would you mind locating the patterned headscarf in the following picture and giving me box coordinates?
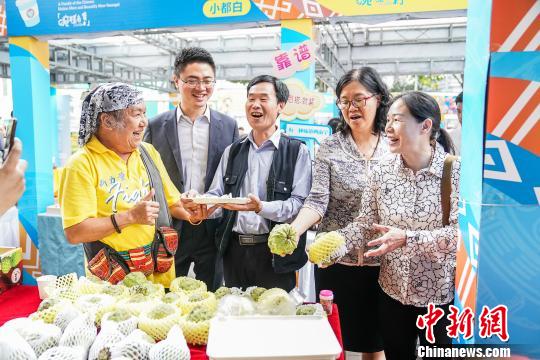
[78,82,144,146]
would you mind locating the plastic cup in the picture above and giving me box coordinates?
[36,275,57,299]
[319,289,334,315]
[15,0,40,27]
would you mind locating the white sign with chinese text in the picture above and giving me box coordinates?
[285,123,331,145]
[272,40,316,79]
[203,0,251,18]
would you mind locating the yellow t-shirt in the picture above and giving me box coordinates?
[53,167,64,199]
[59,136,181,286]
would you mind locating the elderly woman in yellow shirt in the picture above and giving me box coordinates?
[59,82,208,287]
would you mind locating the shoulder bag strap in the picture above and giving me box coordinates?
[139,144,172,228]
[441,155,457,226]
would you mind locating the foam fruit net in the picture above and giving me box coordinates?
[169,276,207,295]
[181,305,215,346]
[307,231,347,266]
[138,303,182,341]
[148,325,190,360]
[178,291,217,315]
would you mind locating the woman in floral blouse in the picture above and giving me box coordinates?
[316,91,459,359]
[289,67,391,358]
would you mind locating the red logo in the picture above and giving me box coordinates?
[416,304,510,343]
[416,303,445,343]
[479,305,509,342]
[446,305,474,339]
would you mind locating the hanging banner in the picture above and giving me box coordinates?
[5,0,268,36]
[251,0,466,19]
[314,0,467,16]
[5,0,467,37]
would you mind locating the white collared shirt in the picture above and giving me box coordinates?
[176,105,211,194]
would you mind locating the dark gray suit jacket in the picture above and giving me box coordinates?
[143,108,239,238]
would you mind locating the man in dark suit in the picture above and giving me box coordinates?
[144,47,239,290]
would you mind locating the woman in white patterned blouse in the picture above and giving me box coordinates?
[289,67,391,359]
[314,91,459,360]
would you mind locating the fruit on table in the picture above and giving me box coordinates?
[121,272,147,287]
[147,304,176,320]
[247,287,267,302]
[170,276,207,294]
[214,286,231,299]
[106,309,132,322]
[257,288,296,316]
[186,305,214,323]
[101,284,127,297]
[296,304,317,315]
[162,291,183,304]
[38,298,60,312]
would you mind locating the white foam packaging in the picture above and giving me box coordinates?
[206,315,341,360]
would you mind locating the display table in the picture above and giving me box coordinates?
[0,285,344,360]
[38,213,85,277]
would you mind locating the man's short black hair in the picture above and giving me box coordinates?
[456,91,463,104]
[174,47,216,76]
[327,117,341,134]
[246,75,289,104]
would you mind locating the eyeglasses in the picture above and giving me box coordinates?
[180,78,216,88]
[336,94,377,110]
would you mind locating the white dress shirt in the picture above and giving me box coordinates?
[177,106,211,194]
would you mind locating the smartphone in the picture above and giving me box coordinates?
[3,118,17,161]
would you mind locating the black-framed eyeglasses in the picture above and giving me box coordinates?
[180,78,216,88]
[336,94,377,110]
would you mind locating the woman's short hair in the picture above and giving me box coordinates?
[335,67,391,136]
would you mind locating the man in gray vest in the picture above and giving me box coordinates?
[203,75,312,291]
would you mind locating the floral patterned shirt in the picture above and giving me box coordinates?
[303,131,389,265]
[337,143,461,306]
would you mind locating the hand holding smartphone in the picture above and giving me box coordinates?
[0,119,26,216]
[3,118,17,162]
